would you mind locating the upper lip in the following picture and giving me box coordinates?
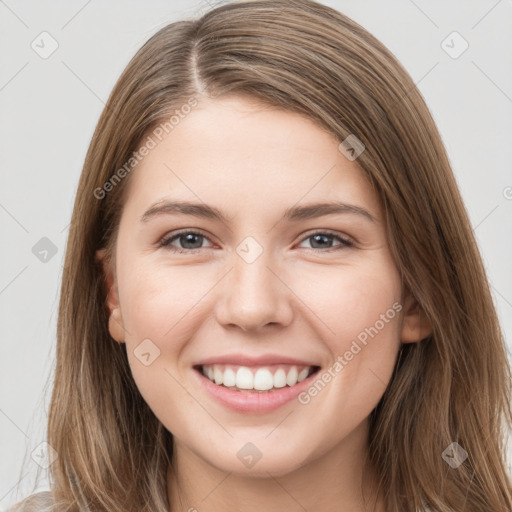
[194,353,320,368]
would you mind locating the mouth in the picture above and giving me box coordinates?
[193,363,321,393]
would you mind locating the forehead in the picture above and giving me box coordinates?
[122,95,379,220]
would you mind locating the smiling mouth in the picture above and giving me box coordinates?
[193,364,321,393]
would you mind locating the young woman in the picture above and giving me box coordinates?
[8,0,512,510]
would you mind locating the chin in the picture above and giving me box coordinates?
[201,442,312,478]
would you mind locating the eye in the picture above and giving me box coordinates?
[296,231,354,252]
[159,230,214,253]
[159,229,353,254]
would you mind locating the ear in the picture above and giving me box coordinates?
[95,248,126,344]
[400,289,432,344]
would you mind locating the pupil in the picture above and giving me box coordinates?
[182,234,202,249]
[311,234,331,248]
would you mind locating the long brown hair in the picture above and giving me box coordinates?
[11,1,512,510]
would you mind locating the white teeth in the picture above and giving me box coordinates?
[223,368,236,387]
[286,366,298,386]
[213,366,223,385]
[200,364,316,391]
[253,368,274,391]
[236,367,254,389]
[298,368,310,382]
[273,369,287,388]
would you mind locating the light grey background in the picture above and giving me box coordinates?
[1,0,511,508]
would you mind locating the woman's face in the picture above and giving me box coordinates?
[98,95,425,477]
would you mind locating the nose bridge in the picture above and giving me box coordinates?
[215,237,292,331]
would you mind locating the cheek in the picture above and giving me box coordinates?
[117,260,223,413]
[118,261,202,422]
[296,266,402,435]
[294,260,402,349]
[120,258,210,342]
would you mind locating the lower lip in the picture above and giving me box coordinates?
[193,367,319,414]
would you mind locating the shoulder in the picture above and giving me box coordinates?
[2,491,53,512]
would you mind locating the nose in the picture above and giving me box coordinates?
[214,249,294,333]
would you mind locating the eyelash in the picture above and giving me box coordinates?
[158,229,354,254]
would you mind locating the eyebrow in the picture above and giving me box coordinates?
[140,200,376,224]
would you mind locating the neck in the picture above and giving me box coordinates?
[167,419,386,512]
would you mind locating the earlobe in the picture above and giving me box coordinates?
[400,291,432,344]
[95,248,126,344]
[108,308,126,343]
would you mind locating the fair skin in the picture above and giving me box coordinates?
[97,95,431,512]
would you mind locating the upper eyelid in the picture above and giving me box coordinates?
[161,228,215,244]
